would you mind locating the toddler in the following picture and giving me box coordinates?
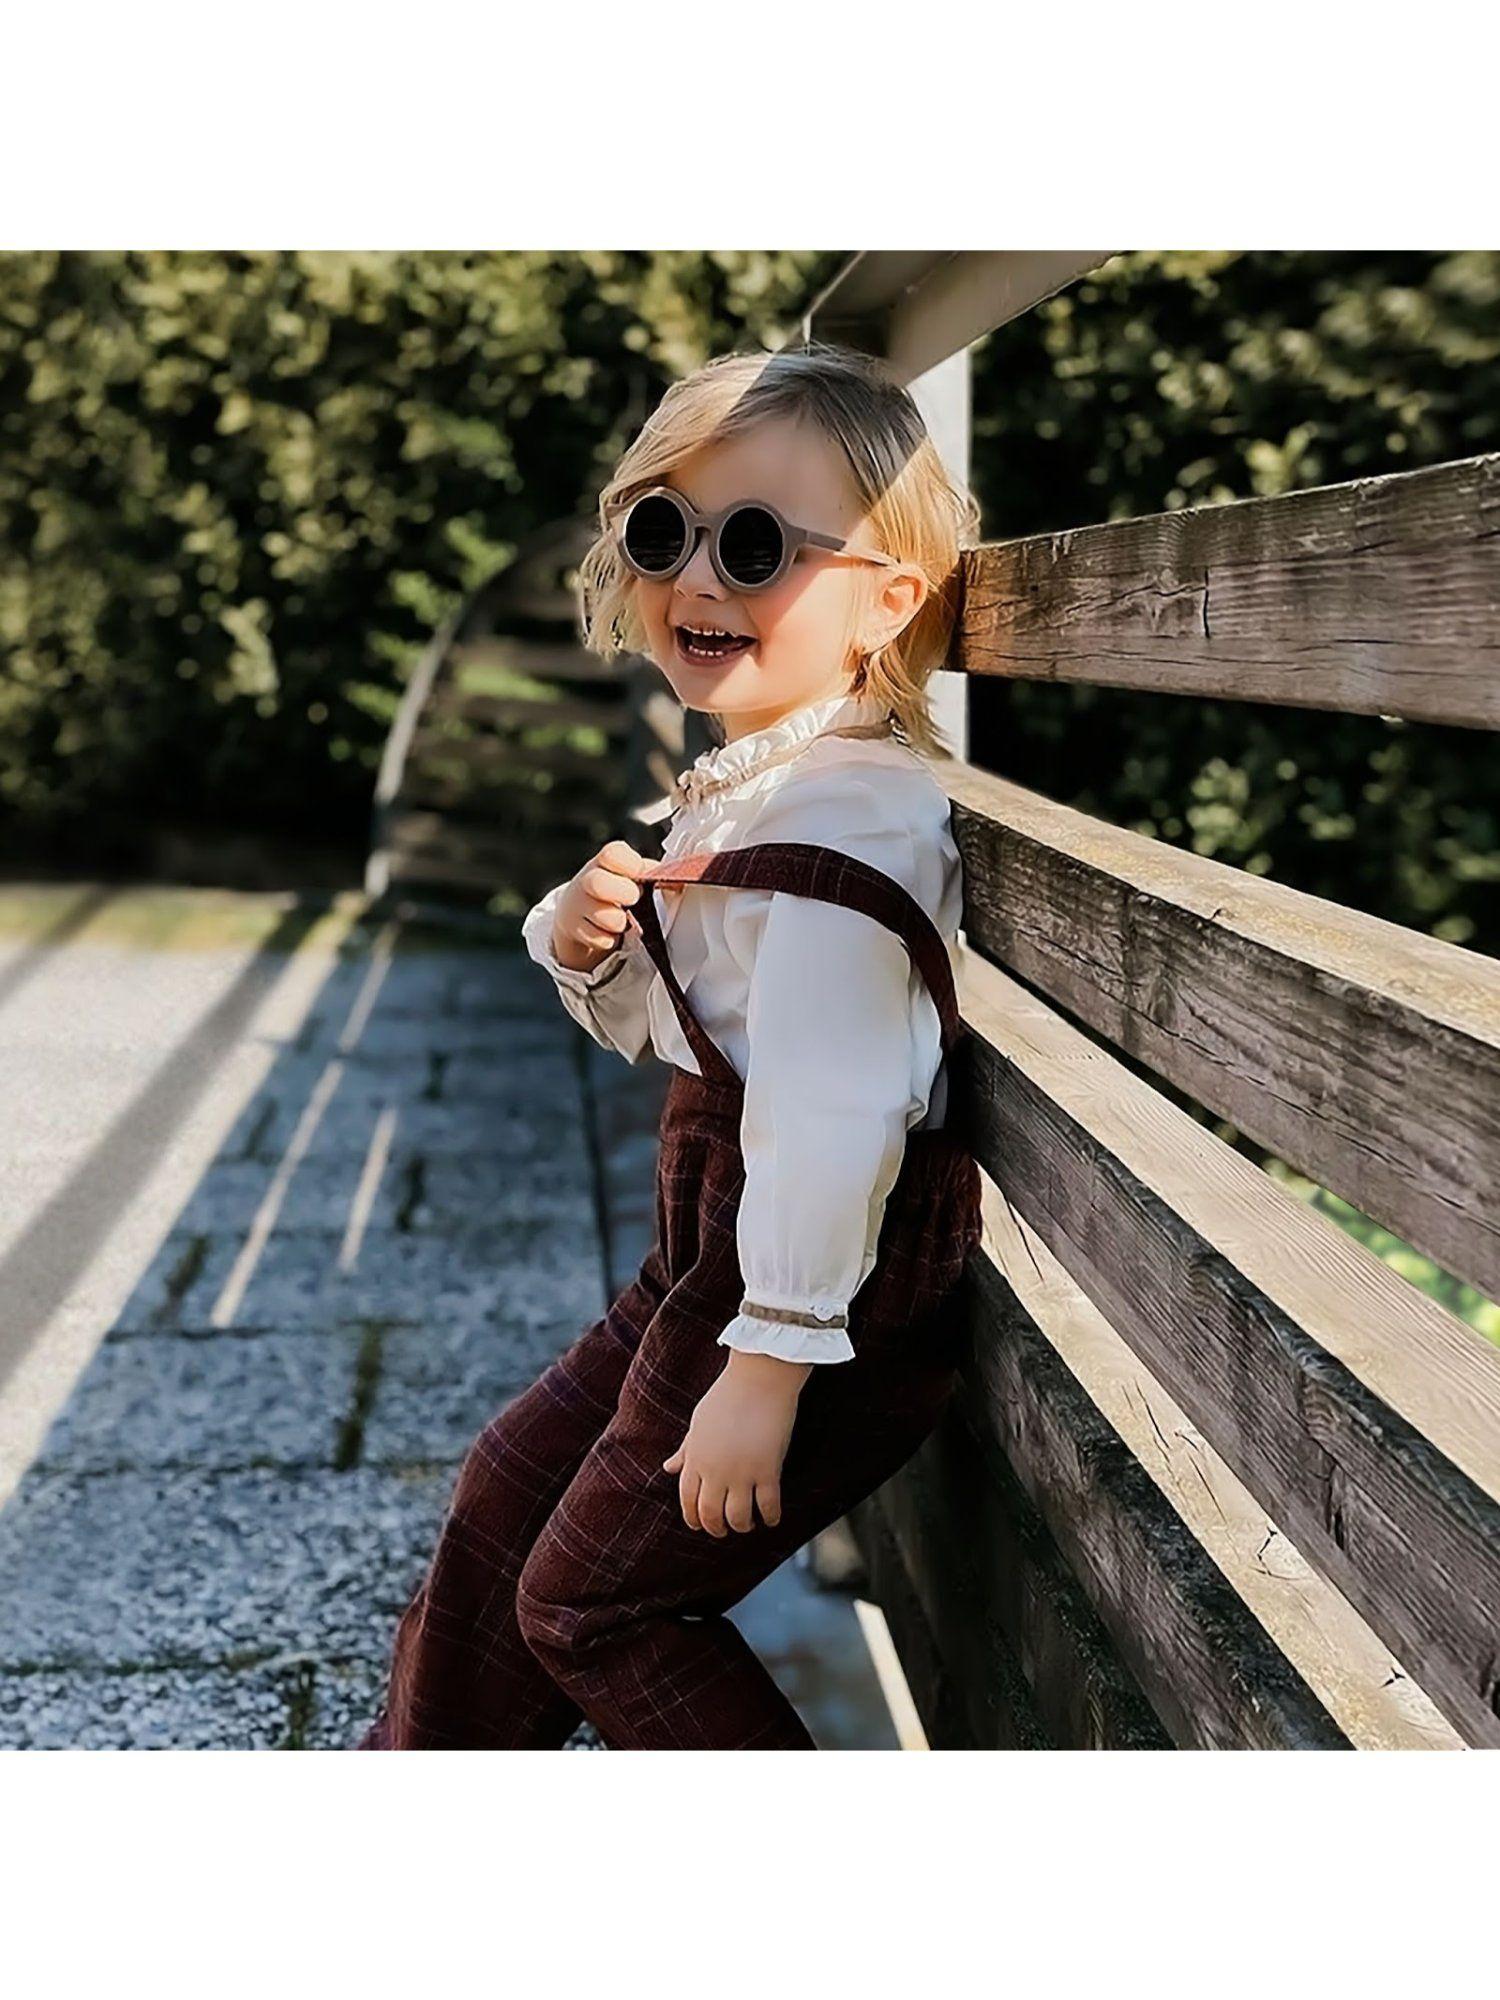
[359,340,983,1750]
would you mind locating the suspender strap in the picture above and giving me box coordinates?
[632,868,742,1089]
[632,840,968,1090]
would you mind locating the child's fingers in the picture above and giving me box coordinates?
[663,1443,685,1475]
[584,858,644,905]
[754,1481,782,1529]
[724,1483,755,1535]
[696,1478,729,1539]
[678,1467,702,1532]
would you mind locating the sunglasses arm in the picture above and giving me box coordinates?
[802,528,902,571]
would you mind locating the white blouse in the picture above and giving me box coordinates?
[520,688,964,1365]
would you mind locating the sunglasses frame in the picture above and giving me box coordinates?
[612,485,902,595]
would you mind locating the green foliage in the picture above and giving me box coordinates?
[4,248,1495,961]
[4,250,1494,1325]
[0,250,833,861]
[1265,1157,1500,1346]
[969,250,1500,957]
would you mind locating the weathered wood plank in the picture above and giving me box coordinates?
[970,1175,1460,1749]
[387,831,583,874]
[386,839,586,885]
[422,691,631,736]
[384,813,587,890]
[848,1502,981,1749]
[956,452,1500,728]
[958,1259,1348,1749]
[409,732,610,783]
[482,518,595,629]
[391,782,608,830]
[387,805,601,850]
[451,638,625,685]
[643,744,680,794]
[940,758,1500,1305]
[636,689,688,759]
[802,251,1115,384]
[367,596,474,897]
[381,851,518,897]
[958,946,1500,1745]
[870,1403,1168,1749]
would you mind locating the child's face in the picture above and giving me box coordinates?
[631,415,914,741]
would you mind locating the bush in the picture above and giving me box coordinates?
[0,250,834,868]
[968,251,1500,954]
[4,249,1495,957]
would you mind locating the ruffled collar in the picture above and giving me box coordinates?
[671,688,894,811]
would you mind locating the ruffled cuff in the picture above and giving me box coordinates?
[521,888,645,994]
[717,1301,855,1366]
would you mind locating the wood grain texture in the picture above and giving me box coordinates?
[972,1171,1461,1750]
[956,1250,1349,1749]
[958,947,1500,1745]
[864,1400,1169,1750]
[849,1503,983,1750]
[940,758,1500,1304]
[956,452,1500,728]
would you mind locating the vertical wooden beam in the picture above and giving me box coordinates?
[790,269,977,758]
[907,349,972,761]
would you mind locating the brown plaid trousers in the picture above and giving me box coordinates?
[357,841,982,1750]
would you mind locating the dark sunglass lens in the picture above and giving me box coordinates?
[718,505,784,588]
[623,495,688,575]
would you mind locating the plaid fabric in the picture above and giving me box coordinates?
[358,841,981,1750]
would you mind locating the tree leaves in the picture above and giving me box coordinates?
[0,248,834,861]
[969,250,1500,957]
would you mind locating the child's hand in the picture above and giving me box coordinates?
[663,1350,812,1536]
[551,839,658,974]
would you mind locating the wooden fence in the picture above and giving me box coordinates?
[367,255,1498,1748]
[804,251,1500,1750]
[366,517,711,912]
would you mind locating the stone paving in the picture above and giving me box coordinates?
[0,892,896,1750]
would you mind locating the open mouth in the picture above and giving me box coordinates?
[673,622,754,666]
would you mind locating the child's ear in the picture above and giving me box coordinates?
[871,564,928,650]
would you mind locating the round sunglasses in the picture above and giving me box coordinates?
[613,486,901,595]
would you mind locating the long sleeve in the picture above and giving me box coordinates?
[520,879,658,1065]
[718,848,938,1366]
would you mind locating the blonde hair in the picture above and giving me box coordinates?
[575,340,981,760]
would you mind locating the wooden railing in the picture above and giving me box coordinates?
[803,253,1500,1750]
[366,519,712,911]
